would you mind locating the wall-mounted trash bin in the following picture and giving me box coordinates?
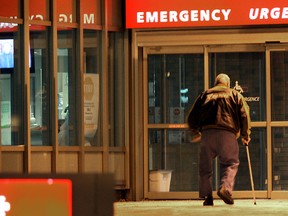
[149,170,172,192]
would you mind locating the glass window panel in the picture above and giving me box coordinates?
[58,30,78,146]
[0,0,18,19]
[209,52,266,121]
[272,127,288,190]
[149,127,267,192]
[108,32,125,147]
[271,51,288,121]
[233,127,267,190]
[30,26,51,146]
[30,0,48,21]
[149,129,200,191]
[0,26,24,145]
[148,54,204,124]
[0,74,12,145]
[84,30,101,146]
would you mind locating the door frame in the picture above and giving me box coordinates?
[131,28,288,200]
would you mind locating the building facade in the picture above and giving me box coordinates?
[127,0,288,201]
[0,0,130,195]
[1,0,288,202]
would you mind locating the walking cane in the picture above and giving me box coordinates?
[245,144,257,205]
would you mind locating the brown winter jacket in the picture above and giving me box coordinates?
[187,84,251,142]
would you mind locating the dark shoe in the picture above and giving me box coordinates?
[217,187,234,205]
[203,195,214,206]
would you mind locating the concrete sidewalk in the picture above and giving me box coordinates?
[114,199,288,216]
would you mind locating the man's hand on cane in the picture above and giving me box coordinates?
[242,137,251,146]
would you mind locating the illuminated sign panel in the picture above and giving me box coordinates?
[0,179,72,216]
[125,0,288,28]
[0,0,97,31]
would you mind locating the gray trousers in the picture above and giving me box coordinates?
[199,129,239,198]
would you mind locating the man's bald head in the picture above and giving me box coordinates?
[215,73,230,88]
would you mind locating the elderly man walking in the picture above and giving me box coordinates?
[187,73,251,206]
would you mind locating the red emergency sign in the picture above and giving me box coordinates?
[126,0,288,28]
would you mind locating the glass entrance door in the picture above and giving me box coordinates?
[146,50,204,192]
[208,46,267,193]
[144,44,288,199]
[270,49,288,194]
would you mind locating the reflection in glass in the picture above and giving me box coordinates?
[57,30,77,146]
[209,52,266,121]
[0,39,14,68]
[83,30,101,146]
[0,74,12,145]
[30,26,51,146]
[271,51,288,121]
[148,54,204,124]
[0,27,24,145]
